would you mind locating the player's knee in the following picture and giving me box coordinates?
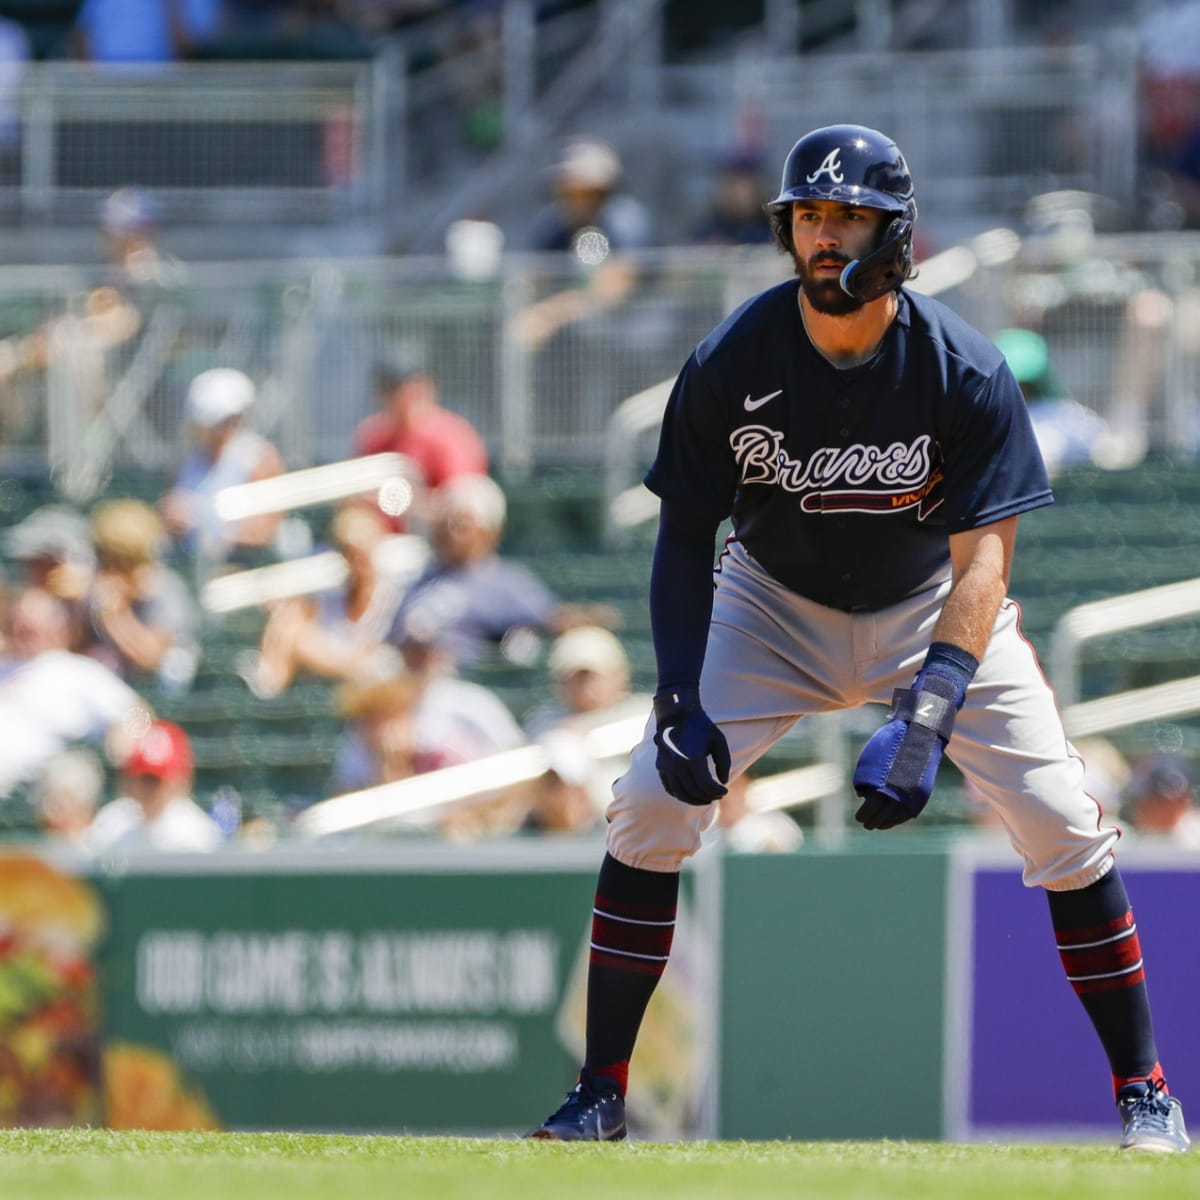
[606,750,712,872]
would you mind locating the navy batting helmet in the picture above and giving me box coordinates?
[767,124,917,303]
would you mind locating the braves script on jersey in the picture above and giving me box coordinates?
[645,281,1051,610]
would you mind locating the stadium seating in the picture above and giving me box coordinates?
[6,458,1200,833]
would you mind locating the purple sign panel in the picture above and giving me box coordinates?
[968,861,1200,1138]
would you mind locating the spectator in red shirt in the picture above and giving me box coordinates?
[352,346,488,494]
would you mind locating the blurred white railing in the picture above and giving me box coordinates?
[1051,577,1200,712]
[296,709,845,839]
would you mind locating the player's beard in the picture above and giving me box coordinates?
[793,250,864,317]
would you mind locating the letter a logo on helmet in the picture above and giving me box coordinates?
[805,149,844,184]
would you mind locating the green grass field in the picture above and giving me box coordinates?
[0,1132,1197,1200]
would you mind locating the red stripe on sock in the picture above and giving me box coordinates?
[1058,936,1142,978]
[1072,966,1146,995]
[1113,1062,1166,1099]
[1057,910,1145,999]
[594,892,678,922]
[1054,911,1134,948]
[591,913,675,958]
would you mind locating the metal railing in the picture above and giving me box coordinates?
[13,62,383,224]
[0,248,784,494]
[0,17,1148,253]
[732,36,1141,220]
[0,232,1194,498]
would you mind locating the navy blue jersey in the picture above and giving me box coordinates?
[644,281,1052,611]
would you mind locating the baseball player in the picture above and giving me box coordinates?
[527,125,1189,1152]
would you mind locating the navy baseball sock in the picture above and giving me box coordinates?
[584,852,679,1096]
[1046,865,1164,1097]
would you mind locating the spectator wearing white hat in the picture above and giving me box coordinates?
[513,136,653,352]
[4,506,95,592]
[33,747,107,852]
[525,625,643,740]
[526,138,652,257]
[97,186,185,289]
[520,728,605,836]
[159,367,284,570]
[524,625,651,824]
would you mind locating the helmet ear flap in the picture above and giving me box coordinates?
[839,217,914,303]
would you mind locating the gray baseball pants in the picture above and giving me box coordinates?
[607,540,1117,890]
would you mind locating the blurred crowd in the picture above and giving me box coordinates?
[5,299,1192,857]
[0,336,657,850]
[0,151,786,855]
[0,131,1194,853]
[4,2,1200,856]
[0,281,823,854]
[8,1,539,65]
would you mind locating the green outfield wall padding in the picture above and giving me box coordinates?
[718,846,950,1140]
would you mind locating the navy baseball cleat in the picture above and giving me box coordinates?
[1118,1080,1190,1153]
[525,1072,627,1141]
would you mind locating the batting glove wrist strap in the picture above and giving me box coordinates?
[887,686,958,741]
[653,686,703,726]
[918,641,979,706]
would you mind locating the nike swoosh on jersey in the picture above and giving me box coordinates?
[744,389,783,411]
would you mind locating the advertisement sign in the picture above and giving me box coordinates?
[8,835,1191,1140]
[0,854,105,1127]
[91,843,712,1136]
[954,844,1200,1140]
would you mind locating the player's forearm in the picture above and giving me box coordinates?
[930,538,1008,662]
[649,502,720,692]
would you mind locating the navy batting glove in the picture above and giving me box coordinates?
[653,686,731,806]
[853,643,977,830]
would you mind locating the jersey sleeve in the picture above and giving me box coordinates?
[643,352,738,522]
[940,360,1053,532]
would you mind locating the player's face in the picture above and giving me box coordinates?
[790,200,888,315]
